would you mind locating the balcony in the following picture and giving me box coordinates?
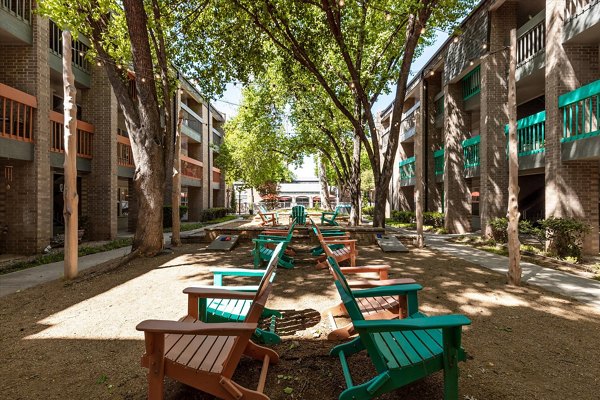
[399,103,419,142]
[462,66,480,101]
[516,9,545,81]
[505,111,546,170]
[181,155,203,186]
[564,0,600,43]
[49,111,94,158]
[212,130,222,152]
[434,148,444,180]
[462,135,480,177]
[117,135,134,168]
[48,20,91,87]
[0,0,32,44]
[399,156,415,186]
[0,83,36,160]
[560,79,600,160]
[212,167,221,189]
[180,103,203,143]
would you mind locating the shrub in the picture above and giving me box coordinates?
[391,210,415,223]
[489,217,508,243]
[198,207,230,222]
[362,206,374,217]
[163,205,189,228]
[423,211,444,228]
[541,217,590,260]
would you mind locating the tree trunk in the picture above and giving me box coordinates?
[507,28,521,285]
[348,133,361,226]
[62,30,78,279]
[318,154,332,211]
[171,88,183,246]
[372,176,390,228]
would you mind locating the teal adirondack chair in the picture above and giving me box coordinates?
[309,217,347,256]
[252,223,296,269]
[321,204,349,226]
[196,242,285,344]
[329,256,471,400]
[291,205,308,225]
[256,203,278,226]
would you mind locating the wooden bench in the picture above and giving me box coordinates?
[330,257,471,400]
[136,243,284,400]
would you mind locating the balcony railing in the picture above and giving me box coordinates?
[399,156,416,180]
[49,20,91,73]
[517,10,545,67]
[212,167,222,183]
[434,148,444,176]
[462,135,480,169]
[505,111,546,156]
[181,155,202,180]
[400,103,418,139]
[1,0,32,24]
[182,109,202,134]
[462,66,481,101]
[565,0,597,22]
[0,83,36,142]
[117,135,134,167]
[49,111,94,158]
[559,79,600,143]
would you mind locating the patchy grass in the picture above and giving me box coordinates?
[163,215,238,233]
[1,238,133,276]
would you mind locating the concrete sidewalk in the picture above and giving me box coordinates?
[0,218,243,298]
[426,234,600,309]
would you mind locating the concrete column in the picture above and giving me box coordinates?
[545,0,600,254]
[201,104,210,209]
[479,2,516,238]
[425,75,443,212]
[85,65,118,240]
[443,83,471,233]
[414,82,425,229]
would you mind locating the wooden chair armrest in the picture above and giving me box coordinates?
[253,238,288,245]
[340,265,390,273]
[183,287,257,299]
[322,238,354,244]
[210,267,266,277]
[353,315,471,332]
[347,277,416,288]
[136,320,258,335]
[352,283,423,298]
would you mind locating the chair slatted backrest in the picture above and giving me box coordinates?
[221,242,284,378]
[328,256,391,373]
[291,205,306,223]
[257,203,269,214]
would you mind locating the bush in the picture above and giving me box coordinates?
[163,205,189,228]
[489,217,509,243]
[362,206,374,217]
[423,211,444,228]
[198,207,230,222]
[541,217,590,260]
[391,210,415,223]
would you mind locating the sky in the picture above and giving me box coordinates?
[212,31,450,181]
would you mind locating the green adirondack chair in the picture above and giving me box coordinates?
[195,242,285,345]
[329,256,471,400]
[291,205,308,225]
[309,217,347,256]
[252,223,296,269]
[321,204,350,226]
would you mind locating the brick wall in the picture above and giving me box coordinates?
[443,83,471,233]
[0,13,52,254]
[479,2,516,237]
[425,75,443,211]
[545,0,600,254]
[84,65,118,240]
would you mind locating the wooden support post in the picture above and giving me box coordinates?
[62,30,79,280]
[507,28,522,285]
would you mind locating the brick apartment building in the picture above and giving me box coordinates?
[0,3,226,255]
[379,0,599,254]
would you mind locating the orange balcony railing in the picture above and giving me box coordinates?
[181,155,203,180]
[0,83,36,143]
[212,167,221,183]
[49,111,94,158]
[117,135,134,167]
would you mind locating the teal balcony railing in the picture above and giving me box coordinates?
[462,66,481,101]
[49,20,91,73]
[462,135,480,169]
[559,79,600,143]
[399,156,416,180]
[434,148,444,176]
[504,111,546,156]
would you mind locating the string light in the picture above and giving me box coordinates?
[349,82,355,88]
[420,28,426,34]
[385,12,391,21]
[79,51,84,57]
[482,43,488,49]
[338,0,344,6]
[96,61,102,66]
[117,64,122,70]
[429,70,435,76]
[155,73,161,79]
[453,36,459,43]
[141,77,146,82]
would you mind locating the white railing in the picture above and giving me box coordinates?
[565,0,597,22]
[517,10,545,67]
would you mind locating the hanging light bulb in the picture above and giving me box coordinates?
[79,51,84,57]
[339,0,344,6]
[385,12,391,21]
[469,60,474,66]
[430,70,435,76]
[141,77,146,83]
[96,61,102,67]
[420,27,426,34]
[155,73,161,79]
[117,64,122,70]
[349,82,355,88]
[482,43,488,49]
[453,36,459,43]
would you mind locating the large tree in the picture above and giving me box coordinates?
[179,0,473,226]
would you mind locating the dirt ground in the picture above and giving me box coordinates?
[1,234,599,400]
